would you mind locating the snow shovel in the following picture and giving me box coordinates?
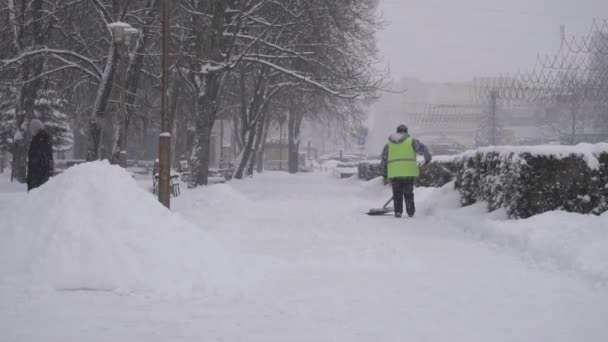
[366,197,394,216]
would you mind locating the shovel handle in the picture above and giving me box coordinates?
[383,197,393,209]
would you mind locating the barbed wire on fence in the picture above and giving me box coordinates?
[472,18,608,145]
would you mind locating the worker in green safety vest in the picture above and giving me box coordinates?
[380,125,432,218]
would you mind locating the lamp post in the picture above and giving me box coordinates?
[107,22,138,168]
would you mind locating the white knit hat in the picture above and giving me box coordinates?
[29,119,45,135]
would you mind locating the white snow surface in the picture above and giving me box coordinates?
[414,182,608,284]
[1,170,608,341]
[0,161,235,296]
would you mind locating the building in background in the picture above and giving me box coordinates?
[367,77,557,156]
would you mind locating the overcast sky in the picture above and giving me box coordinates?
[376,0,608,83]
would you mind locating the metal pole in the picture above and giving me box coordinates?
[307,140,311,160]
[489,90,498,146]
[279,121,283,171]
[119,41,128,168]
[158,0,171,208]
[220,119,224,169]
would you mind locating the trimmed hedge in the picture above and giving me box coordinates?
[358,144,608,219]
[357,160,456,188]
[417,161,457,188]
[357,160,383,181]
[452,145,608,218]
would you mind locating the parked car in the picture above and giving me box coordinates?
[332,162,358,179]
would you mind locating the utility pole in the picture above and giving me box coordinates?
[279,121,283,171]
[158,0,171,208]
[489,90,498,146]
[219,119,224,169]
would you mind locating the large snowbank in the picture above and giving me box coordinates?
[0,161,235,296]
[417,183,608,284]
[481,211,608,283]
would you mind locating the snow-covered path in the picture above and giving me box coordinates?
[2,171,608,341]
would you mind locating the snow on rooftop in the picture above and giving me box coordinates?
[0,161,235,296]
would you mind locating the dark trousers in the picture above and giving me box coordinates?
[391,178,415,216]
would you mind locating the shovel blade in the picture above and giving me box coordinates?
[366,207,394,216]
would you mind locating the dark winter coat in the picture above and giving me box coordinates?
[380,133,432,179]
[27,129,54,191]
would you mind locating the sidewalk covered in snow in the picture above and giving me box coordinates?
[1,162,607,341]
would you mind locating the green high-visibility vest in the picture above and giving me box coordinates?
[388,137,419,178]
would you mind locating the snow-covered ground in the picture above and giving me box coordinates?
[1,164,607,341]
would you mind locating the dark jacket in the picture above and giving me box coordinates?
[380,133,432,178]
[27,129,54,191]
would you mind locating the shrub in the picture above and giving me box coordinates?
[359,144,608,218]
[358,159,456,187]
[453,144,608,218]
[357,160,382,181]
[416,161,456,188]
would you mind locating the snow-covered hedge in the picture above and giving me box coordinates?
[358,160,382,181]
[357,159,456,188]
[359,144,608,218]
[417,161,457,188]
[453,144,608,218]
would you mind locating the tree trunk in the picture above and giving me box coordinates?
[11,140,28,183]
[169,76,182,164]
[287,108,304,174]
[174,106,190,168]
[189,0,227,185]
[194,118,213,185]
[141,116,148,158]
[114,7,154,161]
[11,81,28,183]
[11,0,46,183]
[101,84,119,160]
[246,115,267,176]
[233,126,256,179]
[86,45,118,161]
[256,116,271,173]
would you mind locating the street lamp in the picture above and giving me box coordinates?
[107,22,138,168]
[108,22,131,44]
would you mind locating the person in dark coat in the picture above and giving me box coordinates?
[380,124,432,218]
[27,119,54,191]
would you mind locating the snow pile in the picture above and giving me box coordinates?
[0,161,235,296]
[483,211,608,283]
[418,183,608,284]
[416,182,462,215]
[359,176,388,197]
[173,182,249,214]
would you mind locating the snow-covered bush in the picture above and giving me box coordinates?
[359,144,608,218]
[417,161,457,188]
[357,160,382,181]
[357,159,456,187]
[453,144,608,218]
